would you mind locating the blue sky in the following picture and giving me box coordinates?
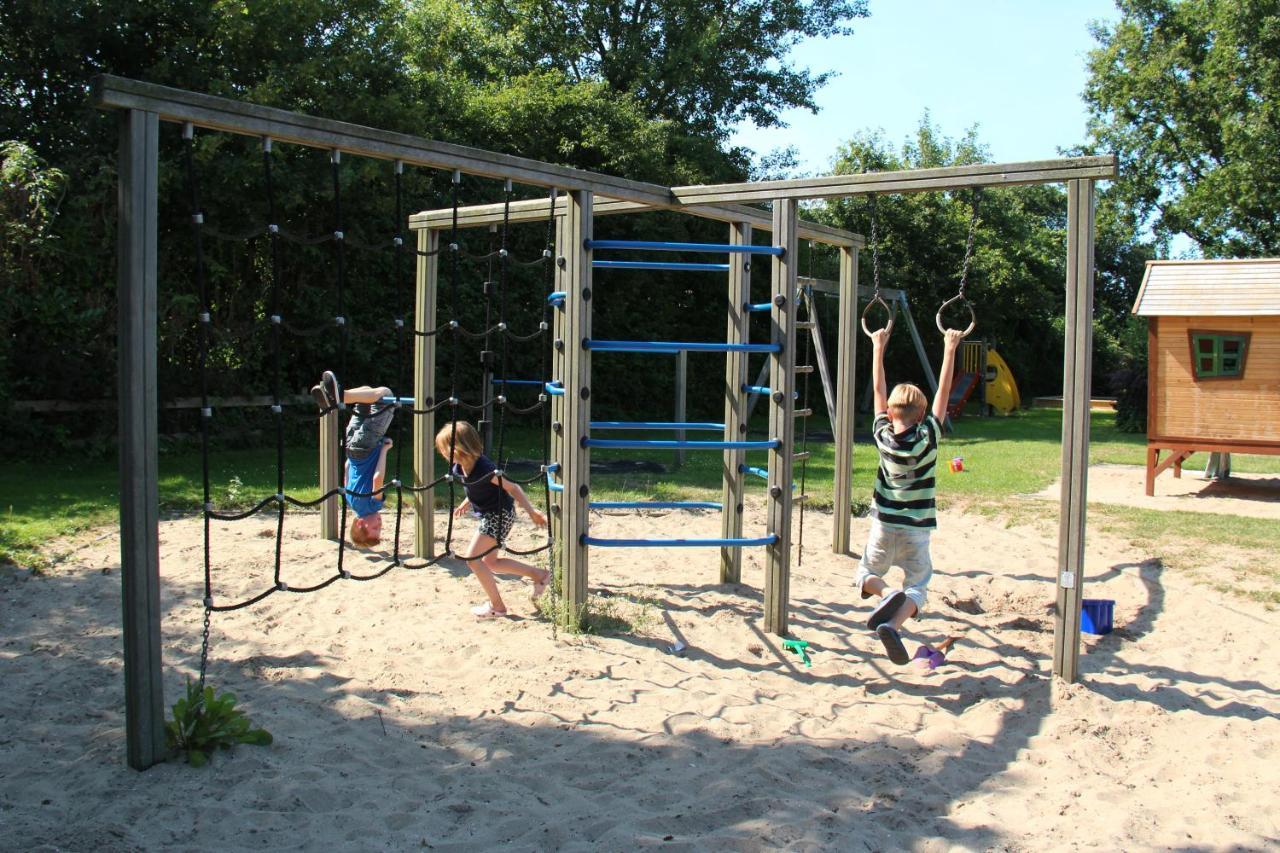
[731,0,1121,173]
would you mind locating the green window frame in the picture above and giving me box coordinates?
[1188,331,1250,380]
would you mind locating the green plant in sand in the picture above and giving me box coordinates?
[165,679,272,767]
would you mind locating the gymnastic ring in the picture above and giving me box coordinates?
[935,294,976,337]
[860,295,895,337]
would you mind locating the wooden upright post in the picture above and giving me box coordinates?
[720,222,752,582]
[559,191,593,628]
[550,215,565,566]
[832,246,859,555]
[764,200,798,634]
[319,412,340,540]
[1054,179,1096,682]
[413,228,439,558]
[118,108,165,770]
[674,351,688,468]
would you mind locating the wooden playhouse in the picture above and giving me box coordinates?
[1134,259,1280,495]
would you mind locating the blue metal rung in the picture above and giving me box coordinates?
[544,382,565,396]
[740,465,797,489]
[583,535,778,548]
[590,421,724,431]
[587,340,780,353]
[746,302,772,312]
[743,384,798,398]
[547,291,566,304]
[585,438,779,450]
[379,395,414,405]
[592,260,730,272]
[590,500,723,510]
[491,378,547,386]
[547,477,564,493]
[586,240,784,256]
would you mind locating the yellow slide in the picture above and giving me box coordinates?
[985,348,1021,414]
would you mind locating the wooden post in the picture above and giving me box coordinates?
[319,410,340,540]
[550,215,566,573]
[118,108,165,770]
[803,288,838,428]
[720,222,752,582]
[413,228,439,558]
[560,191,593,629]
[765,199,798,634]
[1054,178,1095,683]
[832,246,859,555]
[674,351,688,468]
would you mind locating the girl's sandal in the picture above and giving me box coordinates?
[471,603,508,620]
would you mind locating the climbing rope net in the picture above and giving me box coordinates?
[181,125,556,688]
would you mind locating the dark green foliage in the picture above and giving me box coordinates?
[165,679,272,767]
[1109,316,1149,433]
[1084,0,1280,256]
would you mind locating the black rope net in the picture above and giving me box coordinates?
[181,126,557,687]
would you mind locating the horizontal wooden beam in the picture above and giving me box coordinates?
[409,197,864,247]
[90,75,675,208]
[672,156,1120,205]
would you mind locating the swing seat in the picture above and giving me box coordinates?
[946,371,981,418]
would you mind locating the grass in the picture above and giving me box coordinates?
[2,409,1277,606]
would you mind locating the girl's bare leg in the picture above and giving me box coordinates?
[462,531,506,612]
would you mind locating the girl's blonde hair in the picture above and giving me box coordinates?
[435,420,484,463]
[887,383,927,423]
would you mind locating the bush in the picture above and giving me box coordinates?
[1109,317,1148,433]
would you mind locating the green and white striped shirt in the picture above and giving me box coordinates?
[871,412,941,529]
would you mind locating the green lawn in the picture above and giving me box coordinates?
[3,410,1278,589]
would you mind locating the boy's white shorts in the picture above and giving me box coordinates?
[855,519,934,614]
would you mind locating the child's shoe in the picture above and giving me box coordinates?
[868,588,907,631]
[876,624,910,665]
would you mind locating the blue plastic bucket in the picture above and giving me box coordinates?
[1080,599,1114,635]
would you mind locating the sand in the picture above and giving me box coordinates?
[2,500,1277,851]
[1035,463,1280,519]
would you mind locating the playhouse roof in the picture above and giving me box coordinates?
[1133,259,1280,316]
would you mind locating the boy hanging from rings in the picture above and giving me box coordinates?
[856,321,964,665]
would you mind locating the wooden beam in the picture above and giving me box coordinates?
[91,75,673,208]
[1053,179,1096,683]
[673,351,688,468]
[764,199,798,634]
[720,222,752,583]
[560,191,593,629]
[319,408,340,541]
[409,196,864,248]
[117,108,165,771]
[832,246,859,555]
[413,228,439,559]
[673,156,1119,205]
[549,214,566,588]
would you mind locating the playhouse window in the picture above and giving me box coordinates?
[1188,332,1250,380]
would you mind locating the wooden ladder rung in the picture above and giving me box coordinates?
[793,408,812,418]
[794,494,811,504]
[794,365,815,374]
[792,451,811,462]
[796,321,816,330]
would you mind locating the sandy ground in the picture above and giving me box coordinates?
[1036,463,1280,519]
[2,500,1277,851]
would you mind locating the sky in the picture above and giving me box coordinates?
[730,0,1122,173]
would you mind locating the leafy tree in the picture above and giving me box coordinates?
[1084,0,1280,256]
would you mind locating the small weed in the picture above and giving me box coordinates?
[165,679,272,767]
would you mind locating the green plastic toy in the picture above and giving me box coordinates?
[782,638,812,667]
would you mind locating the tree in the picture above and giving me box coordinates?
[1083,0,1280,256]
[466,0,868,138]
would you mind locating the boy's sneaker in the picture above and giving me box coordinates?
[877,624,911,665]
[868,588,907,632]
[310,382,333,413]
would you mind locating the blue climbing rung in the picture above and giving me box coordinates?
[586,340,780,353]
[491,378,546,386]
[592,260,730,272]
[584,438,779,450]
[547,477,564,493]
[547,291,566,304]
[583,535,777,548]
[589,500,723,510]
[746,302,772,312]
[379,395,414,405]
[590,421,725,431]
[586,240,784,256]
[544,382,565,396]
[743,385,799,398]
[739,465,797,488]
